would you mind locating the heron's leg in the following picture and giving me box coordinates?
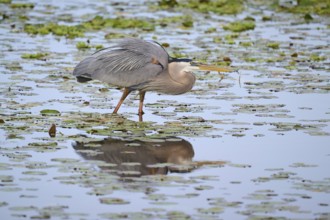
[113,88,131,114]
[138,91,146,116]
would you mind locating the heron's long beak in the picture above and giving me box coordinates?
[198,65,232,72]
[190,62,232,72]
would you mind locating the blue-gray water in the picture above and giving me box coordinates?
[0,0,329,219]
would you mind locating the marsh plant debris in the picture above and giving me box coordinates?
[0,0,330,219]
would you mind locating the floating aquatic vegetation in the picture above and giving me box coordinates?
[0,0,11,4]
[205,27,217,34]
[228,163,252,168]
[99,197,129,205]
[194,185,214,191]
[240,41,253,47]
[25,161,53,169]
[183,0,243,15]
[262,15,272,21]
[197,206,223,214]
[21,53,48,60]
[0,175,13,182]
[223,20,255,32]
[81,16,155,31]
[166,211,191,219]
[23,141,62,153]
[240,201,306,217]
[252,171,297,183]
[75,41,90,50]
[4,62,22,71]
[0,201,8,207]
[157,15,194,28]
[23,15,155,39]
[19,177,41,182]
[157,0,178,9]
[40,109,60,116]
[294,178,330,193]
[22,171,47,175]
[24,23,84,39]
[65,112,215,138]
[232,103,288,114]
[99,212,154,219]
[10,3,34,9]
[276,0,330,15]
[0,187,22,192]
[289,162,318,168]
[9,206,38,211]
[269,122,327,133]
[310,54,326,62]
[2,152,32,162]
[153,0,243,14]
[104,32,135,40]
[267,42,280,49]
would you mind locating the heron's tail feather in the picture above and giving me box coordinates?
[73,57,94,83]
[76,75,93,83]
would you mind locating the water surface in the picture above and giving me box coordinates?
[0,0,329,219]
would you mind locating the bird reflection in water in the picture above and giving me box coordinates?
[73,137,196,177]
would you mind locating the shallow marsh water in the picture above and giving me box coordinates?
[0,0,330,219]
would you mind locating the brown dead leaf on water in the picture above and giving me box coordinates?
[49,124,56,137]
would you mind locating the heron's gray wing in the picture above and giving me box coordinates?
[73,38,169,88]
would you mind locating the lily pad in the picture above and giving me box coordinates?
[197,206,223,214]
[99,197,129,205]
[40,109,61,116]
[22,171,48,175]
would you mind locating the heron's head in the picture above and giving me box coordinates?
[168,57,231,73]
[168,57,194,72]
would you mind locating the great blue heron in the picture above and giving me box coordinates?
[73,38,229,116]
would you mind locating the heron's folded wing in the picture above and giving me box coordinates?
[73,39,168,88]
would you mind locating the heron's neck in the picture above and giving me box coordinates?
[167,64,196,94]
